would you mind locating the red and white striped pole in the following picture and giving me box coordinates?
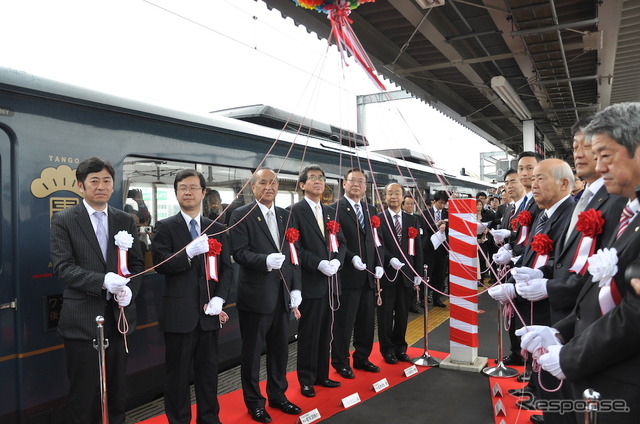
[441,198,487,370]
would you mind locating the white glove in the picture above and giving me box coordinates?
[115,285,132,307]
[318,260,335,276]
[511,267,544,283]
[374,266,384,280]
[290,289,302,308]
[538,344,566,379]
[390,257,404,270]
[329,259,341,274]
[488,283,516,303]
[515,326,561,354]
[515,278,548,301]
[490,229,512,245]
[351,255,367,271]
[413,276,422,286]
[186,234,209,259]
[204,296,224,315]
[266,253,286,270]
[104,272,130,294]
[493,245,513,265]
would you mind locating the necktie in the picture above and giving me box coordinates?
[315,204,325,236]
[189,218,199,240]
[266,210,280,247]
[533,212,548,236]
[94,211,108,261]
[517,195,528,214]
[566,188,592,243]
[354,203,365,230]
[616,205,634,239]
[394,214,402,240]
[508,203,516,222]
[435,209,440,222]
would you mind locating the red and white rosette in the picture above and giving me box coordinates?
[206,238,222,282]
[285,228,300,265]
[370,215,382,247]
[569,209,605,274]
[530,233,553,269]
[326,220,341,253]
[114,230,133,277]
[407,226,418,256]
[587,247,621,315]
[514,210,533,245]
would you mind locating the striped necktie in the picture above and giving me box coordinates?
[315,204,325,236]
[533,212,548,236]
[354,203,365,230]
[616,205,634,239]
[394,214,402,240]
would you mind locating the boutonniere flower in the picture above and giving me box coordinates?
[326,220,341,252]
[530,233,553,269]
[588,247,618,288]
[407,226,419,255]
[370,216,382,247]
[285,228,300,265]
[514,210,533,244]
[114,231,133,277]
[206,238,222,281]
[570,209,605,274]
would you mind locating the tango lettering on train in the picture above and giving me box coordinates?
[30,164,82,219]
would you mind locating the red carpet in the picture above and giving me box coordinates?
[138,346,447,424]
[487,364,542,424]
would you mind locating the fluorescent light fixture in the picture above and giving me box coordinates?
[491,76,532,121]
[416,0,445,9]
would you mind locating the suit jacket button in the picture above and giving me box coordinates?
[556,263,562,269]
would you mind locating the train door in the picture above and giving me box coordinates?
[0,125,18,422]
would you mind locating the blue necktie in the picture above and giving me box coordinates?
[354,203,365,230]
[189,219,199,240]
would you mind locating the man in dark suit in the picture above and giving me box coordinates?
[290,165,346,398]
[229,168,302,423]
[51,157,144,424]
[519,103,640,423]
[377,183,424,364]
[423,190,449,307]
[152,170,232,424]
[402,195,429,312]
[330,168,384,380]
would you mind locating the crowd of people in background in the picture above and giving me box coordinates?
[51,102,640,424]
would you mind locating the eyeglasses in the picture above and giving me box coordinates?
[177,185,203,193]
[346,178,366,185]
[307,175,326,181]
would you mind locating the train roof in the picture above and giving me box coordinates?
[0,66,493,189]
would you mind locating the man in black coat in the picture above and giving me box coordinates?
[290,165,346,398]
[51,157,144,424]
[152,170,232,424]
[330,168,384,380]
[519,103,640,423]
[229,168,302,423]
[377,183,423,364]
[423,190,449,307]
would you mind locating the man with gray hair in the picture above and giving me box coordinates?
[518,103,640,423]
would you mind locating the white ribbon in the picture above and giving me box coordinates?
[289,242,299,265]
[569,236,594,274]
[372,228,382,247]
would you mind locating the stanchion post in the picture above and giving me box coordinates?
[584,388,600,424]
[411,265,441,367]
[93,315,110,424]
[482,267,519,378]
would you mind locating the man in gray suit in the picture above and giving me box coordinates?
[51,157,144,424]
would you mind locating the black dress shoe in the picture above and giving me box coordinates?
[335,367,355,379]
[316,378,341,388]
[353,361,380,373]
[433,300,447,307]
[268,400,302,415]
[383,354,398,364]
[502,353,524,366]
[396,353,411,362]
[301,385,315,397]
[517,370,532,383]
[530,414,544,424]
[248,407,272,423]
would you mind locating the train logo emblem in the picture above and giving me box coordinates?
[30,165,83,218]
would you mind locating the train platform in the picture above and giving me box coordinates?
[125,284,537,424]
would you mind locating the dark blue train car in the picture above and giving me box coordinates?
[0,67,492,423]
